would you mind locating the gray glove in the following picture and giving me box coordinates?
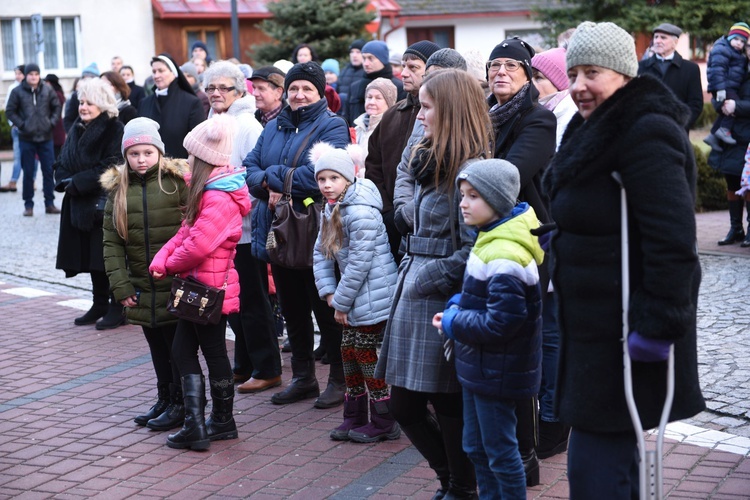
[717,89,727,102]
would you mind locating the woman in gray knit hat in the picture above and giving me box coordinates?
[542,21,704,499]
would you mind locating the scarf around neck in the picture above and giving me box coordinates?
[488,83,530,136]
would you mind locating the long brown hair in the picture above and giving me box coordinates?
[112,155,180,241]
[412,69,492,189]
[184,156,215,226]
[317,185,350,259]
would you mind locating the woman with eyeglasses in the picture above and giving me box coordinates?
[138,53,206,159]
[485,37,557,487]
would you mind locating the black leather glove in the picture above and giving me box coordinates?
[55,178,72,193]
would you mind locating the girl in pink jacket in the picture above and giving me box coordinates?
[150,114,251,451]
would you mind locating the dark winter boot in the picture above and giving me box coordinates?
[74,298,109,326]
[134,384,171,426]
[742,202,750,248]
[516,396,540,487]
[205,379,238,441]
[436,414,478,499]
[270,359,320,405]
[718,197,745,245]
[348,397,402,443]
[536,420,571,459]
[147,382,185,431]
[330,393,369,440]
[96,296,127,330]
[314,362,346,409]
[167,374,209,450]
[400,413,451,499]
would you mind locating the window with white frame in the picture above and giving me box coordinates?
[1,16,80,72]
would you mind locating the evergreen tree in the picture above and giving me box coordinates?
[533,0,750,52]
[249,0,375,65]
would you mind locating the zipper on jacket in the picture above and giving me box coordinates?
[141,176,157,328]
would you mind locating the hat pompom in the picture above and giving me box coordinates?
[309,141,336,165]
[346,144,366,170]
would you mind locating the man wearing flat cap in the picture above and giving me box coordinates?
[638,23,703,131]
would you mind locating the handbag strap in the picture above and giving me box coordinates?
[279,122,322,198]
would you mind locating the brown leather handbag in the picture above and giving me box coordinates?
[167,275,225,325]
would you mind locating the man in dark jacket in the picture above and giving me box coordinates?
[638,23,704,131]
[337,39,365,121]
[365,40,439,262]
[344,40,406,125]
[6,63,61,216]
[250,66,286,127]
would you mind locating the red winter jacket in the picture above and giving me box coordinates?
[150,166,251,315]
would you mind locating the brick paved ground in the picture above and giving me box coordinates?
[1,155,749,498]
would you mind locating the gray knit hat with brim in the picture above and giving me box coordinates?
[456,159,519,218]
[426,48,467,71]
[566,21,638,78]
[122,117,165,156]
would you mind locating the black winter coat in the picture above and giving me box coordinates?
[706,36,747,94]
[542,75,705,432]
[55,115,124,276]
[638,52,704,130]
[6,80,61,142]
[709,72,750,176]
[490,84,556,225]
[345,65,405,125]
[337,63,364,121]
[138,79,206,158]
[127,82,145,109]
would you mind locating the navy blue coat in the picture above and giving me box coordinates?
[244,98,350,261]
[709,72,750,176]
[707,36,747,93]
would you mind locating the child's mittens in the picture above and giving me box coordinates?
[716,90,726,102]
[627,331,672,362]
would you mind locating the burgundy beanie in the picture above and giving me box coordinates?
[531,47,569,91]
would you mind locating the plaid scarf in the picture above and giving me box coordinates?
[260,103,284,127]
[488,83,530,136]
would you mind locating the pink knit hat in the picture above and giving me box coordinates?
[531,47,569,91]
[183,114,236,166]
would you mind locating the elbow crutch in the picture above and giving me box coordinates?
[612,171,676,500]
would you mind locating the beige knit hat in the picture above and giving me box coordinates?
[366,78,398,109]
[566,21,638,78]
[183,114,237,166]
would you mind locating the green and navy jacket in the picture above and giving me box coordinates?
[441,202,545,399]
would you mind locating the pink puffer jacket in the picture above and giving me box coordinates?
[150,166,251,315]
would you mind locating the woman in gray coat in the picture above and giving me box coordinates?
[375,69,491,499]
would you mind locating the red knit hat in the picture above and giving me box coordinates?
[531,47,569,91]
[728,22,750,42]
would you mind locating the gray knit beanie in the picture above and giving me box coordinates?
[426,48,467,71]
[312,145,356,183]
[566,21,638,78]
[366,78,398,108]
[122,117,165,156]
[456,159,519,218]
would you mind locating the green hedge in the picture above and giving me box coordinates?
[694,142,727,212]
[0,110,10,150]
[693,102,718,130]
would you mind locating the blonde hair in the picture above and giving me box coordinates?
[317,184,350,259]
[412,69,491,190]
[77,78,119,119]
[111,154,180,241]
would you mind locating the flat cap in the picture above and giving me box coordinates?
[653,23,682,37]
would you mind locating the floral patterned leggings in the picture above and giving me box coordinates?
[341,321,389,400]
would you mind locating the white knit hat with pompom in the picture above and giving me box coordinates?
[183,113,237,166]
[310,142,365,184]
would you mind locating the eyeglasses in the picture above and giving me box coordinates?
[205,86,236,94]
[486,60,523,73]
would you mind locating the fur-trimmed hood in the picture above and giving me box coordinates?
[543,75,691,198]
[100,157,188,192]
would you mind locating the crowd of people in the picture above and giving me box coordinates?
[4,18,734,497]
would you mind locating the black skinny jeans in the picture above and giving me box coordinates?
[172,316,233,382]
[270,264,342,368]
[227,244,281,379]
[390,385,464,425]
[142,324,180,387]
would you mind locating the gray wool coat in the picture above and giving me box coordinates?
[374,161,475,393]
[313,178,398,326]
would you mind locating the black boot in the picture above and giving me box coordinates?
[270,359,319,405]
[206,378,238,441]
[516,396,540,487]
[147,382,185,431]
[96,296,127,330]
[400,413,451,500]
[167,374,209,450]
[74,295,109,326]
[742,202,750,248]
[436,414,478,499]
[718,198,745,245]
[314,362,345,409]
[536,420,570,459]
[134,384,170,426]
